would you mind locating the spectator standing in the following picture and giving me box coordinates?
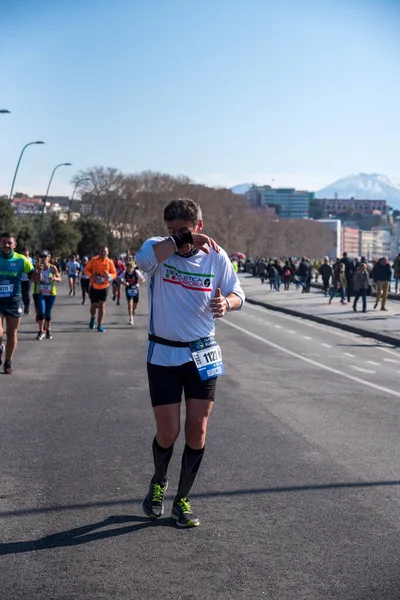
[257,259,268,285]
[282,261,293,291]
[340,252,355,303]
[372,257,392,311]
[21,247,34,315]
[393,253,400,294]
[353,263,369,312]
[318,257,333,296]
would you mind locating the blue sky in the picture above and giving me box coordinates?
[1,0,399,197]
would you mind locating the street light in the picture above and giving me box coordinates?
[68,177,91,220]
[9,140,45,203]
[38,162,72,247]
[0,109,11,114]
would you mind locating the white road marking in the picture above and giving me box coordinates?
[350,366,376,374]
[288,330,296,334]
[382,358,400,364]
[275,325,282,329]
[303,336,312,340]
[367,361,379,366]
[246,303,400,355]
[344,352,356,358]
[321,343,331,348]
[222,320,400,399]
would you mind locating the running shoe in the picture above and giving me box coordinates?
[37,332,45,341]
[46,330,53,340]
[69,290,73,296]
[0,343,4,366]
[4,360,13,375]
[89,317,96,329]
[97,325,105,333]
[129,318,134,326]
[171,497,200,528]
[112,294,116,302]
[82,300,86,305]
[142,480,168,518]
[72,291,75,296]
[116,300,120,306]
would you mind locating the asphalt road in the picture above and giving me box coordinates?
[2,283,400,599]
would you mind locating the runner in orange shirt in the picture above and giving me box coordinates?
[83,246,117,332]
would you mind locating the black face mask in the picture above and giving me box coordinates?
[175,247,199,259]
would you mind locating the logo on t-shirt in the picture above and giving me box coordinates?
[163,263,214,292]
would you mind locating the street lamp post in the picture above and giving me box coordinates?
[9,141,45,203]
[38,162,72,247]
[68,177,91,220]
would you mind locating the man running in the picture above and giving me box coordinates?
[80,256,90,305]
[0,232,35,374]
[66,254,80,296]
[120,261,145,325]
[136,198,245,527]
[84,247,116,332]
[21,247,34,314]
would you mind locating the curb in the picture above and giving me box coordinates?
[246,297,400,348]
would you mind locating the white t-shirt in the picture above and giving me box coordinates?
[66,260,80,276]
[135,237,245,366]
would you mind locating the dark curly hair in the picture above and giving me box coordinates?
[164,198,202,225]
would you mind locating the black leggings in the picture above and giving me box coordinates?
[81,279,90,301]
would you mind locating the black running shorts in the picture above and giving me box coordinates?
[0,300,23,319]
[89,287,108,304]
[147,361,217,407]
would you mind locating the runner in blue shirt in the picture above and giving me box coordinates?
[0,232,35,374]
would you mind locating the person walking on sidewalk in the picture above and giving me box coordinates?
[84,247,117,332]
[372,257,392,311]
[393,253,400,294]
[353,263,369,312]
[328,263,347,305]
[136,197,245,528]
[318,257,333,296]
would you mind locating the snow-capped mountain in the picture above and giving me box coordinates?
[230,183,251,195]
[316,173,400,207]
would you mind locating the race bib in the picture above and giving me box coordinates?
[127,287,139,297]
[0,284,13,298]
[40,284,52,295]
[94,275,105,284]
[189,336,225,381]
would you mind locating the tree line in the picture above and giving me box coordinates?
[0,168,335,258]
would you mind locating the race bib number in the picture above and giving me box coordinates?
[189,336,225,381]
[0,284,13,298]
[127,287,138,297]
[40,284,52,295]
[94,275,105,284]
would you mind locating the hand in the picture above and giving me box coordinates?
[210,287,226,319]
[192,233,220,255]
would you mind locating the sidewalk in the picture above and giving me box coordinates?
[240,274,400,347]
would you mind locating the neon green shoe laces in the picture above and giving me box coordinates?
[151,483,165,503]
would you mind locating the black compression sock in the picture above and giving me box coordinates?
[152,437,174,484]
[175,444,205,501]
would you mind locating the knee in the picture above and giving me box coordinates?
[185,420,208,446]
[157,428,180,448]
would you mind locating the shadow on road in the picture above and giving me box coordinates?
[1,479,399,520]
[0,515,175,556]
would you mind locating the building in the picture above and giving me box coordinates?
[11,194,71,215]
[246,186,311,218]
[319,198,387,218]
[341,226,360,256]
[360,227,393,259]
[316,219,341,259]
